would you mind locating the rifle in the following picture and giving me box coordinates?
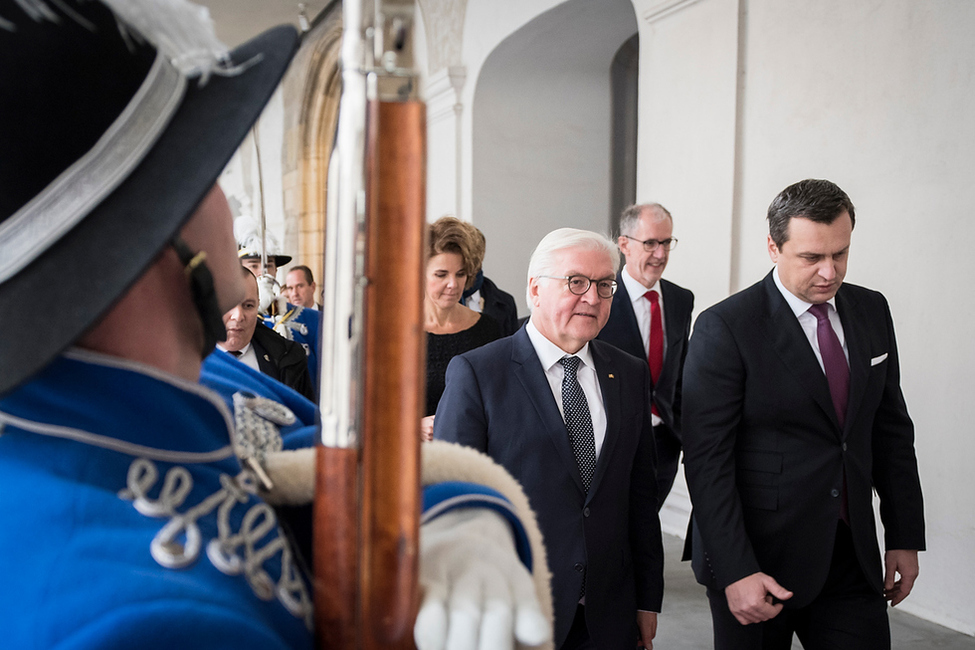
[313,1,425,648]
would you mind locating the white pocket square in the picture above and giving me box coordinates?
[871,353,888,366]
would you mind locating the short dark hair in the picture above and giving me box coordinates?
[289,264,314,285]
[767,179,856,247]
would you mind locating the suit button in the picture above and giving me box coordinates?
[842,442,848,452]
[831,488,840,497]
[574,563,585,572]
[583,507,591,517]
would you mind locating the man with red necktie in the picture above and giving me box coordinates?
[598,203,695,509]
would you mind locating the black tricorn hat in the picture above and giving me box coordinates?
[0,0,298,395]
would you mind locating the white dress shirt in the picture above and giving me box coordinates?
[526,319,607,459]
[216,342,261,373]
[772,266,849,372]
[620,266,668,360]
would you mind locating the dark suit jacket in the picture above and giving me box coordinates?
[597,275,694,439]
[479,275,520,338]
[250,322,315,402]
[681,272,924,608]
[434,328,664,649]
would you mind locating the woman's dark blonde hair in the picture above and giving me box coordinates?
[428,216,484,290]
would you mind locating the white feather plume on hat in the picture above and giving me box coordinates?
[234,214,291,263]
[4,0,249,82]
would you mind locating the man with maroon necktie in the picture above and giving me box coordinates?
[681,179,925,650]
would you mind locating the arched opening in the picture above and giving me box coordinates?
[218,4,343,295]
[471,0,638,314]
[610,32,639,234]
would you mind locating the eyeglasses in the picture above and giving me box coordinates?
[537,275,618,299]
[622,235,678,252]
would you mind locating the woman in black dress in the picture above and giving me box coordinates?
[421,218,502,436]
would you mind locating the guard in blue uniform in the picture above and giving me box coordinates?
[264,302,322,391]
[0,350,315,648]
[0,2,550,648]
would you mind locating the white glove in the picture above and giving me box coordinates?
[255,273,281,314]
[415,507,551,650]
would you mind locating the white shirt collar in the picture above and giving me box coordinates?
[621,266,660,305]
[216,342,252,357]
[772,266,837,318]
[526,318,595,372]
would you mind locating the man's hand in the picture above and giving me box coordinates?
[415,508,550,650]
[420,415,435,442]
[724,572,793,625]
[636,610,657,649]
[884,549,919,606]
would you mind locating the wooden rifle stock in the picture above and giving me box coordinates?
[360,99,425,646]
[313,4,426,645]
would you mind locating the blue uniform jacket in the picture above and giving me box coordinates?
[0,349,531,648]
[0,349,313,649]
[264,303,321,393]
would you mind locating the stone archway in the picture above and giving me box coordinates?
[280,5,343,293]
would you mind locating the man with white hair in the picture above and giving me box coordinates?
[435,228,664,650]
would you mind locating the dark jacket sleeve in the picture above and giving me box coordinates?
[432,354,490,453]
[670,286,694,434]
[481,277,520,338]
[870,295,925,551]
[681,308,763,589]
[629,361,665,611]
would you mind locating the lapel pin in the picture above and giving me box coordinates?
[608,373,615,379]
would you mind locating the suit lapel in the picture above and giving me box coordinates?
[762,275,842,434]
[835,287,869,437]
[660,279,687,383]
[511,329,586,492]
[661,279,679,353]
[613,275,646,359]
[251,338,279,380]
[587,342,620,501]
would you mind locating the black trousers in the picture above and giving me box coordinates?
[561,604,597,650]
[707,522,890,650]
[654,421,682,510]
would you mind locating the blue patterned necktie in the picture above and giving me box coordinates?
[559,355,597,493]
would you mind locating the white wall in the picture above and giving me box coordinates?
[633,0,741,321]
[739,1,975,634]
[635,0,975,635]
